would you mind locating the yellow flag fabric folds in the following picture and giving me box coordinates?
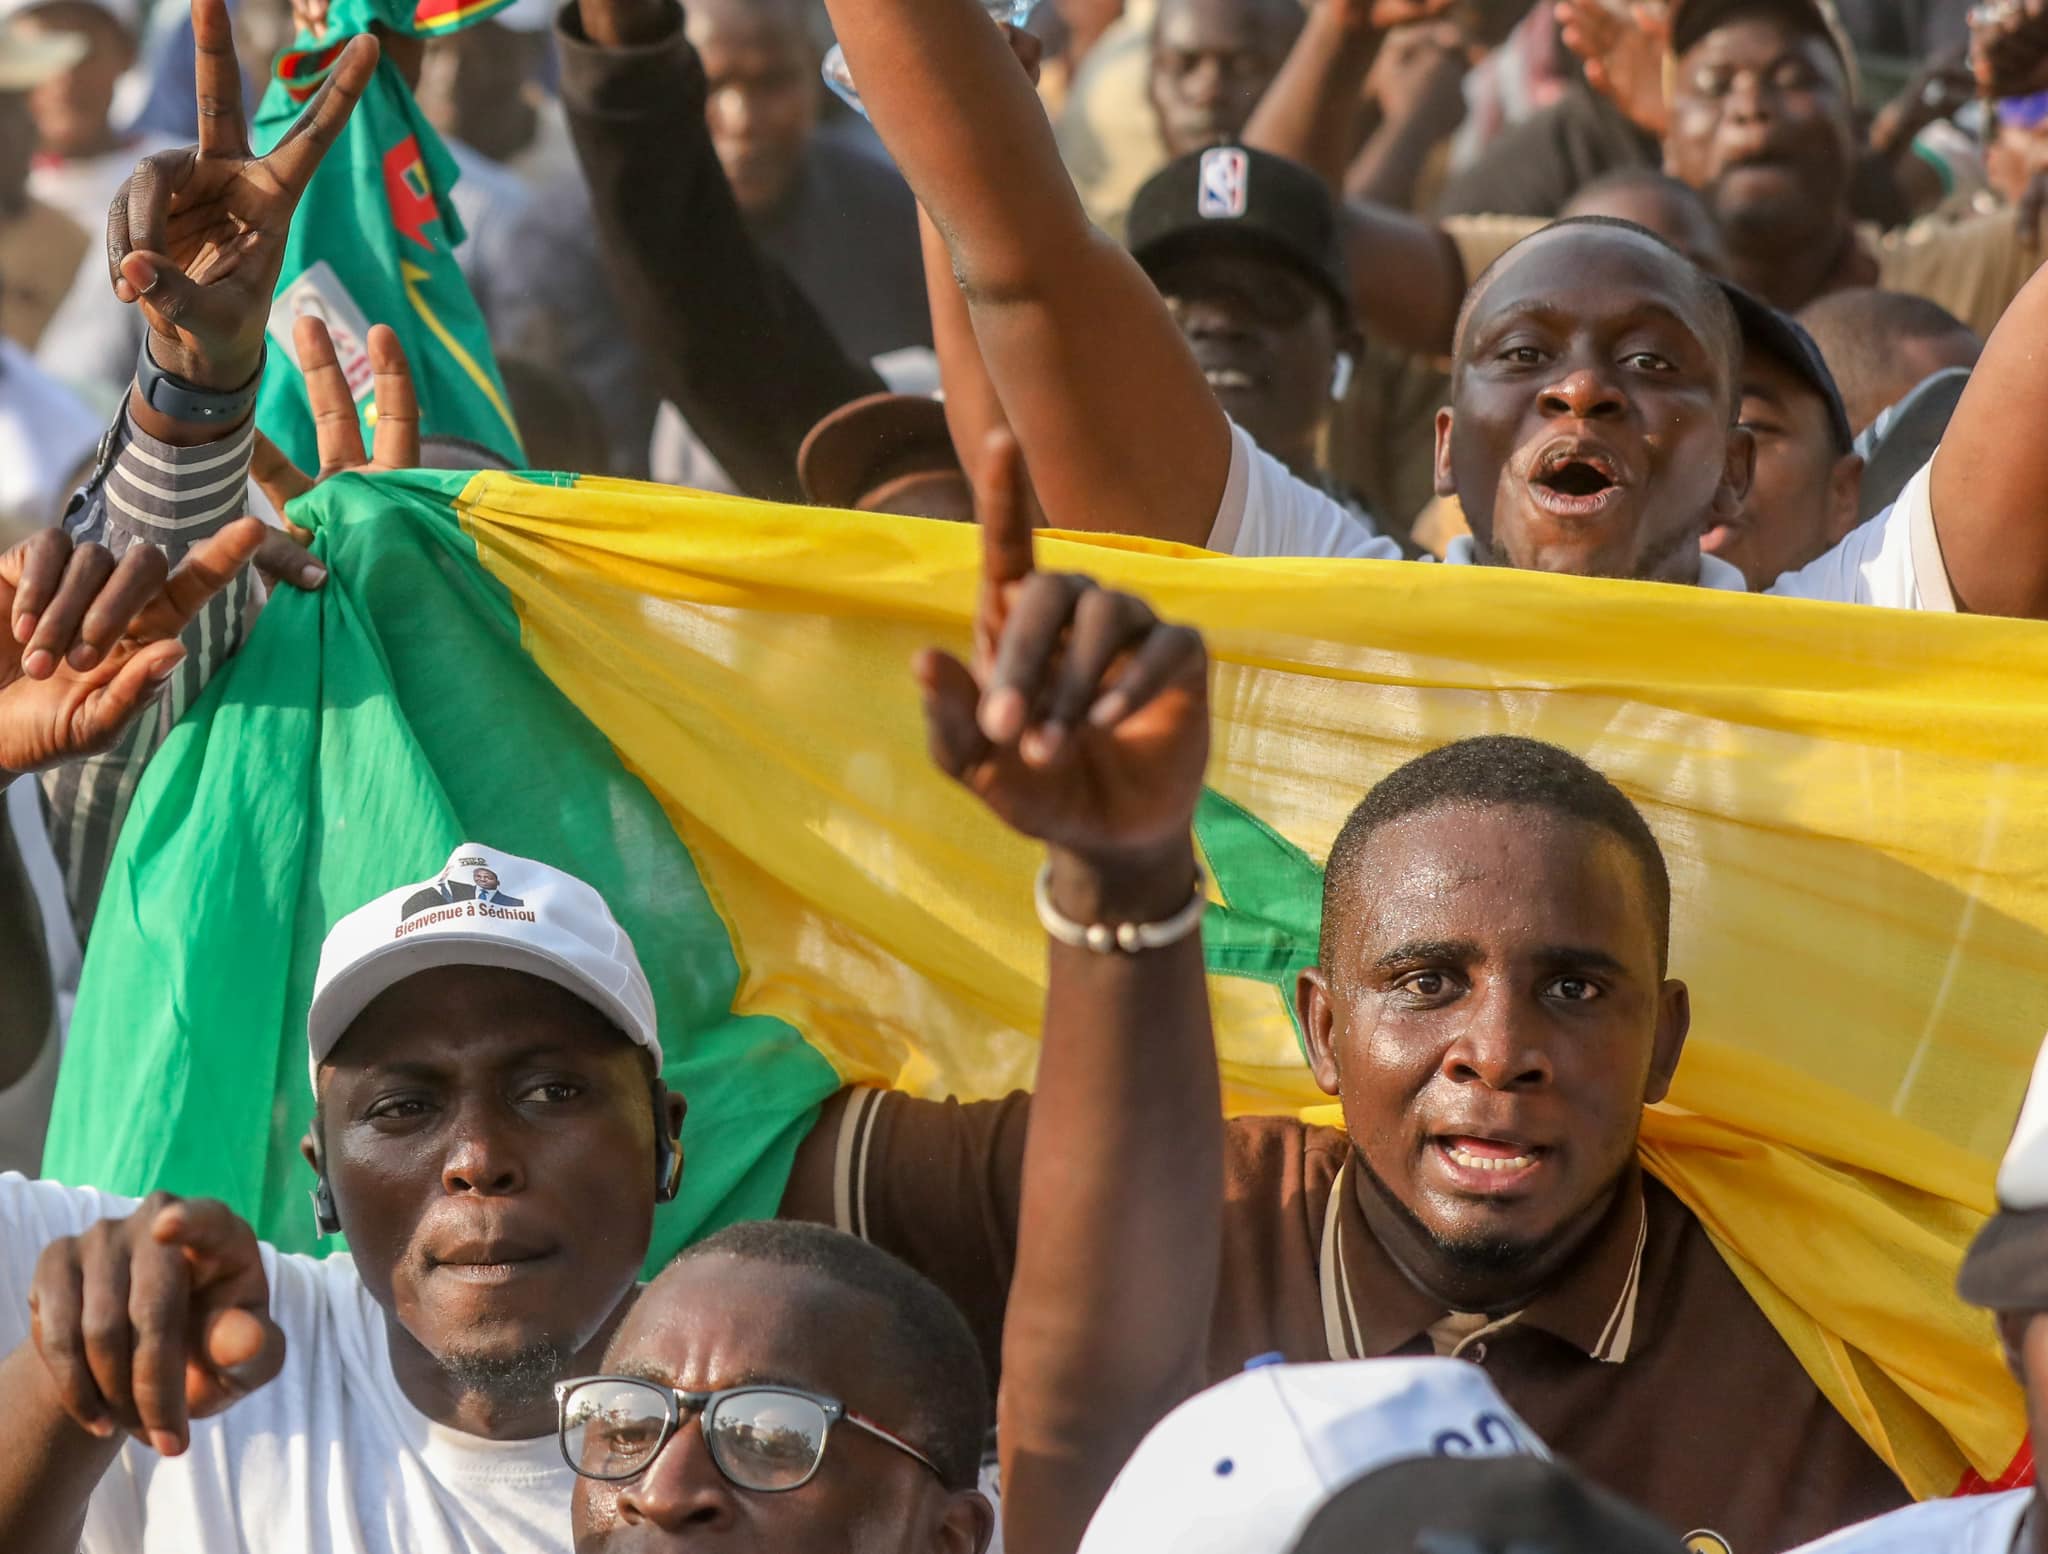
[460,472,2046,1497]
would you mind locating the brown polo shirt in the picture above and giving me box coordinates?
[783,1088,1910,1553]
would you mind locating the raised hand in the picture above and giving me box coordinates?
[1326,0,1462,34]
[0,521,267,779]
[1556,0,1670,136]
[106,0,379,397]
[915,430,1210,870]
[1870,47,1974,158]
[246,315,421,589]
[27,1195,285,1456]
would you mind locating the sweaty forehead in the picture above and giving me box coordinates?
[1468,227,1710,341]
[612,1257,904,1404]
[1333,803,1659,967]
[326,965,632,1075]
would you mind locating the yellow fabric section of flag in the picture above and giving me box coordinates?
[456,470,2046,1497]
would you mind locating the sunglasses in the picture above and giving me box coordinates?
[555,1375,945,1492]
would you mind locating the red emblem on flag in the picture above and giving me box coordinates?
[274,40,350,104]
[382,135,440,252]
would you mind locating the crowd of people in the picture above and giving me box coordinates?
[3,0,2048,1541]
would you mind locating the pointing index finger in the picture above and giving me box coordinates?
[975,428,1035,593]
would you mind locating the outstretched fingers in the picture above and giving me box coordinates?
[189,0,252,160]
[366,325,420,470]
[296,314,368,475]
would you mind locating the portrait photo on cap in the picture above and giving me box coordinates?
[305,843,662,1084]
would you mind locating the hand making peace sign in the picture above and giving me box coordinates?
[915,431,1211,870]
[105,0,380,397]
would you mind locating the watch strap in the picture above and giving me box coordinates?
[134,336,265,426]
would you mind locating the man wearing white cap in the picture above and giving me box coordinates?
[1069,1358,1682,1554]
[0,843,688,1554]
[1784,1033,2048,1554]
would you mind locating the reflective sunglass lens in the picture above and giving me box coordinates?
[563,1381,671,1480]
[705,1391,832,1491]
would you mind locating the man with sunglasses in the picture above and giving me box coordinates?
[562,1218,993,1550]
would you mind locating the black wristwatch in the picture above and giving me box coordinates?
[133,335,266,425]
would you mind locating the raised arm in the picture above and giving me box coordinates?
[919,436,1221,1554]
[817,0,1230,544]
[37,0,372,936]
[559,0,883,503]
[1243,0,1472,356]
[1928,255,2048,617]
[921,207,1013,497]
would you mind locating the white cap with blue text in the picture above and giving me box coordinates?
[1075,1356,1548,1554]
[305,843,659,1083]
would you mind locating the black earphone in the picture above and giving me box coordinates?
[308,1080,683,1238]
[651,1079,684,1204]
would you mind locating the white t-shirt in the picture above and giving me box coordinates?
[28,135,184,241]
[1205,421,1402,561]
[1765,456,1953,609]
[0,1174,575,1554]
[0,338,102,542]
[1787,1487,2028,1553]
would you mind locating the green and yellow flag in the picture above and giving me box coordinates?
[252,0,524,470]
[43,471,2048,1499]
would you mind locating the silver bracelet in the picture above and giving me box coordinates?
[1033,862,1208,955]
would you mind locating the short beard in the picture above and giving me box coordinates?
[1355,1154,1546,1291]
[437,1337,565,1412]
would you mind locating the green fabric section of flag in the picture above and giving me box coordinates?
[41,471,839,1265]
[252,51,523,475]
[1196,787,1324,1053]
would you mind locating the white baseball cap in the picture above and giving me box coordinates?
[0,17,88,87]
[306,843,659,1085]
[0,0,140,39]
[1075,1357,1548,1554]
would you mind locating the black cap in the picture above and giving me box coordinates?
[1127,146,1352,325]
[1958,1204,2048,1311]
[1719,281,1854,455]
[1669,0,1859,100]
[1288,1455,1688,1554]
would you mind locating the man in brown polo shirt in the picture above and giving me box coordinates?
[785,478,1912,1552]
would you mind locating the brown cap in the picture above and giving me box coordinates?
[797,393,965,515]
[1668,0,1860,103]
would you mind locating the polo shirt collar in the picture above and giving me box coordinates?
[1441,533,1750,592]
[1321,1155,1650,1366]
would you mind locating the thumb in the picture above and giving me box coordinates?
[124,256,234,352]
[200,1305,286,1395]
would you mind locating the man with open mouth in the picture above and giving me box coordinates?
[780,479,1914,1550]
